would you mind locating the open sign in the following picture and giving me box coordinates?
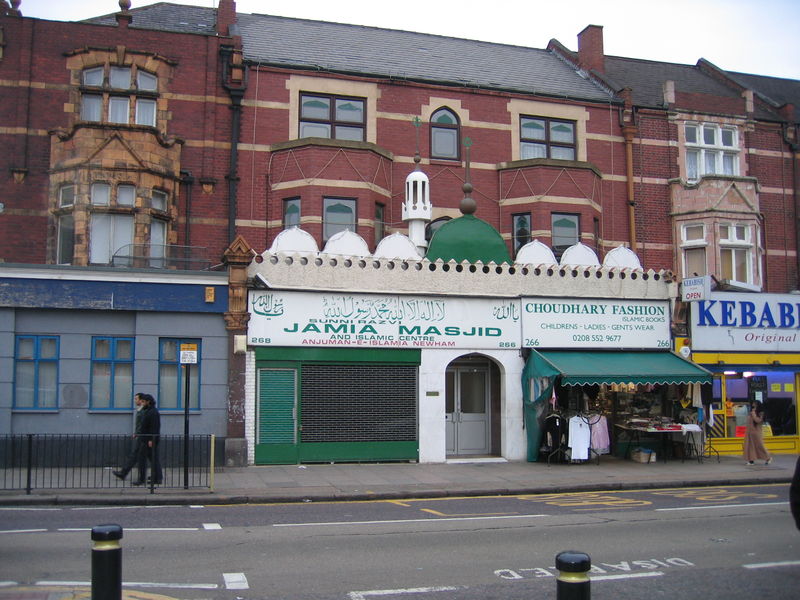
[681,276,710,302]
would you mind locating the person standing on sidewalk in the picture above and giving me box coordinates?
[114,393,162,485]
[791,457,800,530]
[743,401,771,466]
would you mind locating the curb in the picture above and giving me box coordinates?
[0,476,791,507]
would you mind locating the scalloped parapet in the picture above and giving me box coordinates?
[268,227,319,254]
[321,229,370,257]
[603,245,643,270]
[515,239,557,266]
[248,252,673,300]
[559,242,600,266]
[374,232,423,259]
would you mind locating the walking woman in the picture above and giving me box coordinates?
[743,401,772,466]
[114,392,162,485]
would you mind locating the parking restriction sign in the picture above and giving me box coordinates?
[180,343,198,364]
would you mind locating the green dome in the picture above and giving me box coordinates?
[426,214,512,264]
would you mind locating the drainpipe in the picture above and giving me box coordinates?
[226,94,242,244]
[786,124,800,289]
[623,126,637,250]
[180,170,194,247]
[220,44,247,245]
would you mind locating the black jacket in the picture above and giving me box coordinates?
[137,404,161,443]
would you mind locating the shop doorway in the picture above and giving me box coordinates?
[446,356,499,456]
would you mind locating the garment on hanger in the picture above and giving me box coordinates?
[588,414,610,454]
[568,415,591,460]
[543,414,566,450]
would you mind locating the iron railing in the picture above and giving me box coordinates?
[110,244,213,271]
[0,434,215,493]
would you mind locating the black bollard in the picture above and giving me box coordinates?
[555,550,591,600]
[91,524,123,600]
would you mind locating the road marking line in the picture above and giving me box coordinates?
[656,501,788,511]
[36,580,219,589]
[0,507,59,511]
[0,529,47,534]
[420,508,518,517]
[348,586,464,599]
[223,572,249,590]
[203,523,222,530]
[743,560,800,569]
[57,527,199,532]
[275,514,548,527]
[70,506,141,511]
[591,572,664,581]
[0,582,19,587]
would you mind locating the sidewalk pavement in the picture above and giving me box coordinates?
[1,452,796,506]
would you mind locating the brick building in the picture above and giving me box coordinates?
[1,1,798,465]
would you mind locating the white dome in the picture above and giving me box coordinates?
[514,239,557,265]
[267,227,319,254]
[603,245,642,269]
[321,229,370,257]
[560,242,600,266]
[373,233,423,259]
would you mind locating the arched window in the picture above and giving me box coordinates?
[430,108,460,160]
[80,66,159,127]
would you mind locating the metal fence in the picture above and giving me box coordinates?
[0,434,215,493]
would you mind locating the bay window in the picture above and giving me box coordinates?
[719,223,752,284]
[90,213,134,265]
[79,65,159,127]
[521,116,576,160]
[681,223,707,278]
[323,197,357,242]
[300,93,365,141]
[685,122,738,181]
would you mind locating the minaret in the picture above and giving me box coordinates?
[402,116,432,255]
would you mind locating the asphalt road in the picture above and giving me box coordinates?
[1,484,798,599]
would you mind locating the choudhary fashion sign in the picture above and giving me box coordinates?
[248,291,521,349]
[521,298,671,349]
[690,292,800,352]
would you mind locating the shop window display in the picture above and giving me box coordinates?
[711,372,797,438]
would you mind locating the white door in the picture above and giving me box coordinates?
[445,365,490,455]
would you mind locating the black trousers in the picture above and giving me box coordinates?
[120,437,162,483]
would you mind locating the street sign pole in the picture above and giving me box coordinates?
[179,343,198,490]
[184,363,190,489]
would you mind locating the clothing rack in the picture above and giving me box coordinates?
[543,411,603,466]
[701,421,720,463]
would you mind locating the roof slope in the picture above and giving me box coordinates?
[604,56,742,108]
[237,13,614,102]
[726,71,800,122]
[83,2,218,35]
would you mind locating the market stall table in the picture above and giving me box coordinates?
[614,423,703,463]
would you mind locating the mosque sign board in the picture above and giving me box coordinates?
[248,290,521,349]
[521,298,671,349]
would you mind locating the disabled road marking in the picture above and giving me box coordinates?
[223,573,249,590]
[348,586,464,599]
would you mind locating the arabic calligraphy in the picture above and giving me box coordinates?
[321,295,446,322]
[251,293,285,317]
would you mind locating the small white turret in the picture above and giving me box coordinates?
[402,117,432,255]
[402,167,431,254]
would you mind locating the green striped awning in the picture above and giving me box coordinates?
[533,350,712,386]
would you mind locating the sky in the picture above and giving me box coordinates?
[17,0,800,80]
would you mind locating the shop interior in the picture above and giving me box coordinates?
[711,371,798,439]
[541,382,708,463]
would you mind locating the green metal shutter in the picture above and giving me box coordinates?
[258,368,296,444]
